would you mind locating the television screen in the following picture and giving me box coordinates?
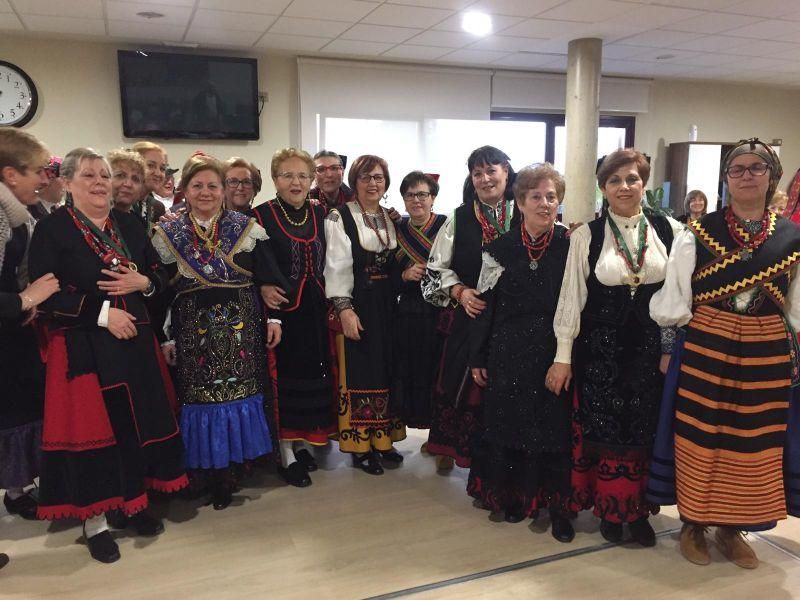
[118,50,259,140]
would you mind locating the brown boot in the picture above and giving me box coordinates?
[435,455,454,471]
[679,523,710,565]
[715,527,758,569]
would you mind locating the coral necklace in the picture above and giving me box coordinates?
[724,206,770,261]
[356,199,389,249]
[520,221,554,271]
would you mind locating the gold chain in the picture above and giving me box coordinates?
[275,196,309,227]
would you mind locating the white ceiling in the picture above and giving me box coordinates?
[2,0,800,86]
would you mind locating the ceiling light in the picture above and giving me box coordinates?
[461,11,492,37]
[136,11,165,19]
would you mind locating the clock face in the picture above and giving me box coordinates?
[0,61,38,127]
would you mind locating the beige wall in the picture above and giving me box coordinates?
[3,37,798,200]
[0,36,298,198]
[636,79,800,193]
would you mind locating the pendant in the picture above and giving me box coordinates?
[110,257,121,272]
[629,274,641,298]
[529,259,538,271]
[739,248,752,261]
[202,263,214,276]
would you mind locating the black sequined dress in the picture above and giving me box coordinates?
[466,225,571,516]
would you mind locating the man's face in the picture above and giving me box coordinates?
[314,156,344,197]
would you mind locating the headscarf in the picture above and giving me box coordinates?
[720,138,783,203]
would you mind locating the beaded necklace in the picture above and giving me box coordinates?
[474,198,511,244]
[724,206,770,261]
[275,195,309,227]
[68,207,135,271]
[356,199,389,249]
[607,213,648,294]
[519,221,554,271]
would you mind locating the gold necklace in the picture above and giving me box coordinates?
[275,195,309,227]
[189,209,223,252]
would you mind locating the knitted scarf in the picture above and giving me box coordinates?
[0,181,36,284]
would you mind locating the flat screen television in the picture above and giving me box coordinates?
[118,50,259,140]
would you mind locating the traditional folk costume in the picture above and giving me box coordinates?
[468,223,572,522]
[152,210,274,477]
[554,208,682,526]
[392,214,447,428]
[422,198,517,467]
[0,183,43,517]
[649,208,800,530]
[310,183,354,214]
[29,207,187,521]
[254,198,336,476]
[325,201,405,457]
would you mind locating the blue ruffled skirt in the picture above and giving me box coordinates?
[180,395,272,470]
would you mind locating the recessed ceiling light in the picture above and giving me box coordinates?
[136,11,165,19]
[655,54,675,60]
[462,11,492,37]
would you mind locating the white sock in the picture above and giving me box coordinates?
[84,514,109,538]
[5,488,25,500]
[279,440,296,468]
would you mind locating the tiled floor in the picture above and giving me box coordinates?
[2,429,798,599]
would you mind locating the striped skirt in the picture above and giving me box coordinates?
[675,305,792,527]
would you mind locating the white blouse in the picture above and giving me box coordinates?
[649,226,800,330]
[324,201,397,299]
[553,210,683,364]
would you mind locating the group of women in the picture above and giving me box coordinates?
[1,128,797,572]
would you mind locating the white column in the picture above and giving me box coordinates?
[563,38,602,226]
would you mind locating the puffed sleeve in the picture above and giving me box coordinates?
[421,212,458,307]
[649,227,697,328]
[552,224,591,364]
[324,210,354,300]
[784,264,800,331]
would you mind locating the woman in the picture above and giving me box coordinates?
[392,171,447,430]
[108,149,146,215]
[649,138,800,569]
[0,129,59,521]
[678,189,707,223]
[422,146,517,470]
[255,148,335,487]
[468,164,573,541]
[325,154,404,474]
[131,141,168,230]
[224,157,262,214]
[154,153,278,510]
[547,148,682,547]
[29,147,188,564]
[768,190,788,215]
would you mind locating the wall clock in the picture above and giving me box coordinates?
[0,61,38,127]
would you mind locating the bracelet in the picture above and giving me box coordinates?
[142,279,156,298]
[20,294,34,311]
[452,285,465,304]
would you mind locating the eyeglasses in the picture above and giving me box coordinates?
[276,172,312,182]
[225,177,254,188]
[315,165,343,174]
[358,174,385,184]
[725,163,770,178]
[403,191,431,201]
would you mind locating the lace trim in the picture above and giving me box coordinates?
[477,251,504,294]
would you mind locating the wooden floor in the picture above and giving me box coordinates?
[2,429,799,599]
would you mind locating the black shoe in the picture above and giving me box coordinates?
[551,515,575,543]
[3,492,38,520]
[504,510,525,523]
[128,512,165,537]
[629,517,656,547]
[105,509,127,530]
[211,485,233,510]
[0,553,8,570]
[85,529,121,564]
[379,449,404,464]
[352,451,383,475]
[278,461,313,487]
[600,519,623,543]
[294,449,318,472]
